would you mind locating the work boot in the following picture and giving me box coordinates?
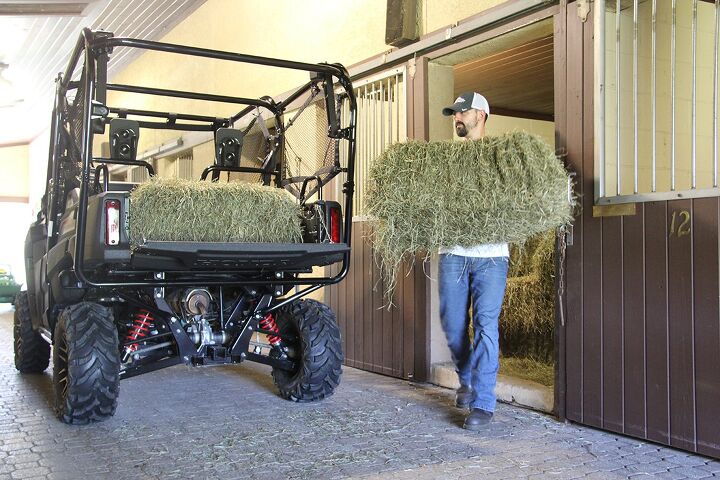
[463,408,493,430]
[455,385,474,408]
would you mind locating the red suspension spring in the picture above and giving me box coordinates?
[124,309,155,353]
[259,313,282,346]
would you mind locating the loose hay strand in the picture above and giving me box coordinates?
[366,132,575,292]
[128,178,303,245]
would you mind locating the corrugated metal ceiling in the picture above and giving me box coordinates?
[0,0,206,144]
[453,35,554,119]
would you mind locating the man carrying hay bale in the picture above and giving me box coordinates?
[439,92,509,430]
[367,95,572,428]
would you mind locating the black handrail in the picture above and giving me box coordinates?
[108,107,228,124]
[93,164,109,192]
[94,36,345,77]
[106,83,278,110]
[200,165,280,181]
[92,158,155,176]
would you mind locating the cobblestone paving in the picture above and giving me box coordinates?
[1,305,719,479]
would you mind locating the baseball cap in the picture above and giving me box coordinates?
[442,92,490,117]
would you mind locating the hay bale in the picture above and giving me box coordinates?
[128,178,302,245]
[499,230,556,362]
[366,131,574,287]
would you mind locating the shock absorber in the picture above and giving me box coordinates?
[122,309,155,362]
[258,313,282,346]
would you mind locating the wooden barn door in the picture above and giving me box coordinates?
[561,0,720,458]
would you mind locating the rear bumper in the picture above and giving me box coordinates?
[130,241,349,271]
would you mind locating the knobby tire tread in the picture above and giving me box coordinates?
[272,299,343,402]
[13,292,50,373]
[53,302,120,424]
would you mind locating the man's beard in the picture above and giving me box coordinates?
[455,122,468,137]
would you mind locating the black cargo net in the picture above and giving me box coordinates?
[238,108,274,169]
[64,74,86,166]
[281,86,341,200]
[59,73,87,186]
[213,108,276,184]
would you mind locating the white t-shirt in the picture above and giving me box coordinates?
[439,243,509,258]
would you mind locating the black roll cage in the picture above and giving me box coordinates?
[46,28,357,294]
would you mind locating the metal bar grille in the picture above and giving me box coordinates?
[130,165,149,183]
[342,68,406,217]
[175,151,193,179]
[595,0,720,204]
[715,0,719,187]
[671,0,677,192]
[633,0,639,194]
[652,0,657,192]
[692,0,698,189]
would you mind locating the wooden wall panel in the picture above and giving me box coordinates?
[644,201,670,444]
[351,222,370,370]
[622,209,646,438]
[562,2,720,459]
[667,199,695,452]
[601,216,623,432]
[326,219,426,381]
[581,5,603,429]
[563,0,584,424]
[692,198,720,458]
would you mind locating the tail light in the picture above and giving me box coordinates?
[329,205,342,243]
[105,199,120,245]
[300,200,344,243]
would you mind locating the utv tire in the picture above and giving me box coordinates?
[13,292,50,373]
[272,299,343,402]
[53,302,120,424]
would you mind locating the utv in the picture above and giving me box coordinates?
[14,29,356,424]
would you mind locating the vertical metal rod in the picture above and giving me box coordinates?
[363,85,368,213]
[692,0,698,189]
[353,90,358,212]
[652,0,657,192]
[397,75,401,142]
[380,80,385,155]
[372,82,377,185]
[596,0,606,200]
[616,0,622,196]
[363,86,367,214]
[388,74,397,144]
[671,0,677,191]
[633,0,639,194]
[387,76,395,145]
[714,0,719,187]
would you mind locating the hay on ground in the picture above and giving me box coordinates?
[128,178,302,245]
[366,131,575,291]
[499,356,554,387]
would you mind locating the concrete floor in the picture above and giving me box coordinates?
[1,304,719,480]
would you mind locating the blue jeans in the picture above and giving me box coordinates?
[439,254,509,412]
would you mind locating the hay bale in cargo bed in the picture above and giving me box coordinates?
[366,131,574,288]
[128,178,302,245]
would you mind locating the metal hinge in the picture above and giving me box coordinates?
[577,0,591,23]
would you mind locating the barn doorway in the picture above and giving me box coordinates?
[426,17,558,413]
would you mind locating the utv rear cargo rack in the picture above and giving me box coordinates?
[49,28,356,290]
